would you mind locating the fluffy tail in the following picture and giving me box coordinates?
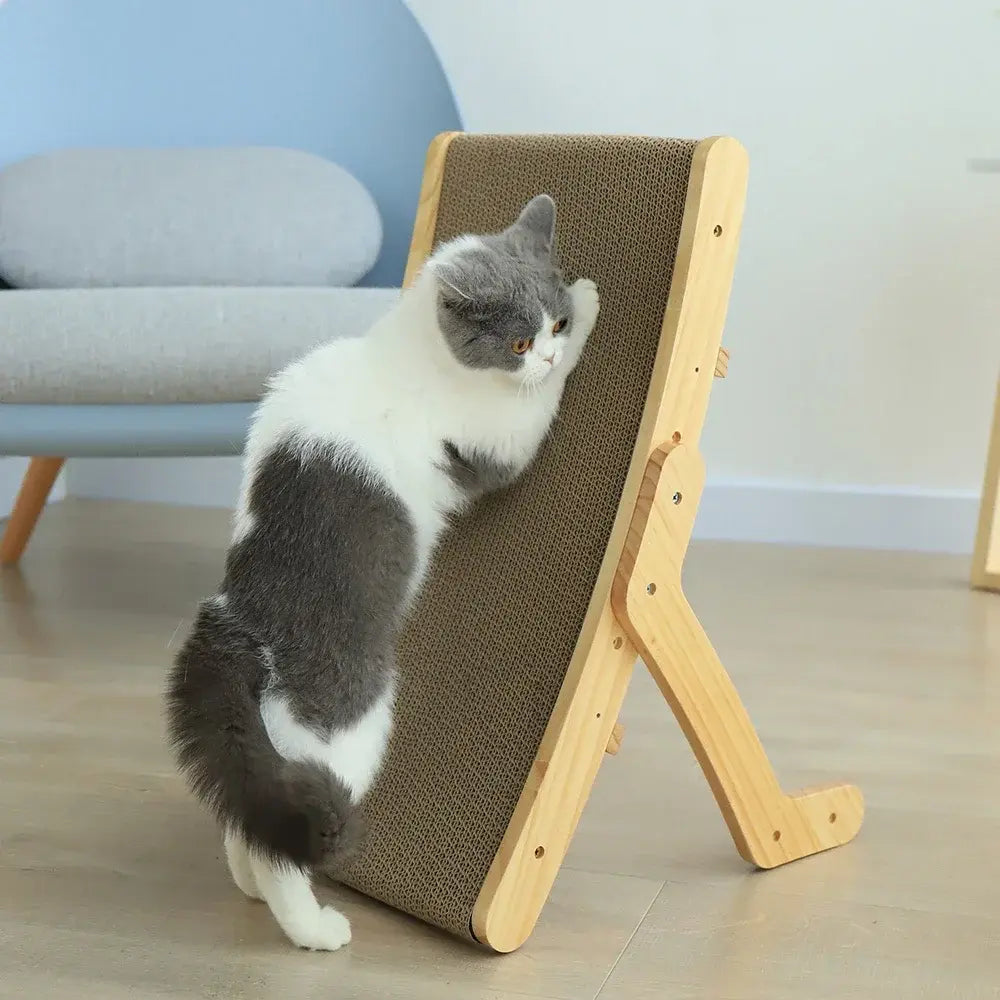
[165,601,359,869]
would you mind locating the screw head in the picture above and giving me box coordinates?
[672,491,682,505]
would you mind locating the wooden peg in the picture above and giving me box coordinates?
[714,346,729,378]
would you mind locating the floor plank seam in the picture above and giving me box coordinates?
[591,879,664,1000]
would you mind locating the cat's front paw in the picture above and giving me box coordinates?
[288,905,353,952]
[571,278,600,333]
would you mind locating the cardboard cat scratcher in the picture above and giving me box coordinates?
[341,132,864,951]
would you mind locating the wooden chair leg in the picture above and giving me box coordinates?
[972,376,1000,592]
[612,444,863,868]
[0,457,66,566]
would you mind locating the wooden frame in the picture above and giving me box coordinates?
[972,376,1000,592]
[404,132,863,952]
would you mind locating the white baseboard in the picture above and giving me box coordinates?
[66,457,980,555]
[68,457,245,509]
[693,479,979,554]
[0,457,67,520]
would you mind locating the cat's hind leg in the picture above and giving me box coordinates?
[247,852,351,951]
[223,829,262,901]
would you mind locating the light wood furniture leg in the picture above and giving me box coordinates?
[0,457,66,566]
[972,376,1000,592]
[612,444,864,866]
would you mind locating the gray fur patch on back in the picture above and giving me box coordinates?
[222,440,415,732]
[433,194,575,372]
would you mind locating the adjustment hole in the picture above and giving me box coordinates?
[829,812,837,824]
[671,431,682,444]
[772,829,781,842]
[713,224,723,237]
[612,637,623,649]
[694,366,700,373]
[534,846,545,859]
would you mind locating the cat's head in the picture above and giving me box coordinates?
[428,194,574,389]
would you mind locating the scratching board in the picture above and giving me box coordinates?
[341,133,864,951]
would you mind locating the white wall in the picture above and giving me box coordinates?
[69,1,1000,552]
[404,0,1000,491]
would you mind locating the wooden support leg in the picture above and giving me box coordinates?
[0,457,66,567]
[972,376,1000,592]
[612,444,863,868]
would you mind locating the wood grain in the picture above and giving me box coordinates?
[0,456,65,566]
[971,374,1000,592]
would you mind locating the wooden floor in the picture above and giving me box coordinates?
[2,499,999,999]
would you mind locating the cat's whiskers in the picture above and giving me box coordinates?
[523,366,549,397]
[518,377,539,401]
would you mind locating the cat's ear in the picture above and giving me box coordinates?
[429,259,473,310]
[511,194,556,256]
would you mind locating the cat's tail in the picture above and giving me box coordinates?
[165,599,361,870]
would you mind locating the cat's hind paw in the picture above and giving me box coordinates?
[223,832,264,901]
[287,905,353,952]
[232,870,264,901]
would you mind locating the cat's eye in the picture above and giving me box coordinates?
[552,318,568,334]
[512,338,532,355]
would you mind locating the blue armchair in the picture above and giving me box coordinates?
[0,0,460,564]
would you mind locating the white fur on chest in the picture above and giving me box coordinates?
[260,685,394,803]
[233,276,562,568]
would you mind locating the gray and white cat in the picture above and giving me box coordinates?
[165,194,600,951]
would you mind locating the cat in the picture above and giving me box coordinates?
[165,193,601,951]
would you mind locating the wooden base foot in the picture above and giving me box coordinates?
[612,444,863,868]
[0,457,66,566]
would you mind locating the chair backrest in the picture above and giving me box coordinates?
[0,0,460,286]
[343,133,748,945]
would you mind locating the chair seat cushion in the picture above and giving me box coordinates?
[0,286,399,404]
[0,147,383,288]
